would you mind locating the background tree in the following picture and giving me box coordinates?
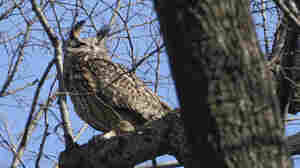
[1,0,300,168]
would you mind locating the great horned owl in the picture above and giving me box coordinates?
[63,21,172,138]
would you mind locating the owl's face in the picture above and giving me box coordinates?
[64,21,111,60]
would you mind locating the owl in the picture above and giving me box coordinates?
[63,21,172,138]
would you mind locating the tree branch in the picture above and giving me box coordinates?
[59,112,186,168]
[10,59,55,168]
[30,0,74,148]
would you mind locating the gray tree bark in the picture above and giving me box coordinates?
[154,0,290,168]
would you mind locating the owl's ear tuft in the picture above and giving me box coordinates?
[97,25,111,41]
[70,20,86,40]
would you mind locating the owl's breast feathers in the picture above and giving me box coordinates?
[64,56,172,131]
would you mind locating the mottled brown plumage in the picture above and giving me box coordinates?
[63,21,171,137]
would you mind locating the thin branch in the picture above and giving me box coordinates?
[0,79,39,97]
[30,0,74,148]
[0,134,26,168]
[0,0,24,21]
[0,32,24,44]
[260,0,269,54]
[50,1,65,41]
[101,0,136,66]
[286,117,300,122]
[154,39,162,93]
[273,0,300,27]
[109,0,121,27]
[134,43,165,70]
[74,124,89,141]
[35,74,57,168]
[135,161,181,168]
[35,103,50,168]
[0,121,26,168]
[10,59,55,168]
[0,24,31,97]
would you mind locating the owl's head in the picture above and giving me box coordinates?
[64,20,111,60]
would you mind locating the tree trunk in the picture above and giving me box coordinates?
[154,0,291,168]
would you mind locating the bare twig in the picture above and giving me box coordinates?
[49,1,65,41]
[101,0,136,66]
[0,121,26,168]
[0,0,25,21]
[35,74,57,168]
[30,0,74,148]
[0,24,31,97]
[154,39,163,93]
[35,103,50,168]
[74,124,89,141]
[0,32,24,44]
[135,161,180,168]
[273,0,300,27]
[0,79,39,97]
[286,117,300,122]
[260,0,269,54]
[109,0,121,27]
[0,134,26,168]
[134,44,165,70]
[10,59,55,168]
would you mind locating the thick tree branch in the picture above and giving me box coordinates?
[59,112,187,168]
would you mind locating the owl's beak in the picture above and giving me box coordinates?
[70,20,86,41]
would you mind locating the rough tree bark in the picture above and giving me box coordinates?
[154,0,290,168]
[59,112,188,168]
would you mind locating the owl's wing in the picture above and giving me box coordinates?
[84,58,172,124]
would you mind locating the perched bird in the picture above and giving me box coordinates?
[63,21,172,138]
